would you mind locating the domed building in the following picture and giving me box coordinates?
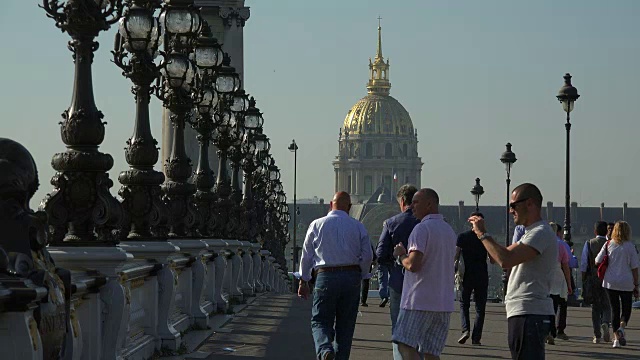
[333,23,423,204]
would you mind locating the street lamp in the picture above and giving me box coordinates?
[500,142,517,298]
[556,73,579,243]
[113,0,168,239]
[288,139,299,272]
[41,0,125,245]
[470,178,484,213]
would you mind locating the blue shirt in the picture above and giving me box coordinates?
[375,208,420,293]
[298,210,373,281]
[512,225,525,244]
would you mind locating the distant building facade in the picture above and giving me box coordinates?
[333,23,423,204]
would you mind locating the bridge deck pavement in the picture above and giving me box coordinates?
[195,294,639,359]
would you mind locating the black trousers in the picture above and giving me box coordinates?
[361,279,370,304]
[550,295,567,335]
[606,288,633,332]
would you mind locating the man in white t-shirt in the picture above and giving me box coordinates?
[469,183,557,360]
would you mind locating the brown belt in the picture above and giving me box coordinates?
[316,265,361,274]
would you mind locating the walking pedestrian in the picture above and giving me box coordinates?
[595,221,639,348]
[468,183,557,360]
[455,212,489,346]
[298,191,374,360]
[547,222,572,344]
[580,221,612,343]
[391,188,457,360]
[375,184,419,358]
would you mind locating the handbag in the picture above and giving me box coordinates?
[597,241,610,281]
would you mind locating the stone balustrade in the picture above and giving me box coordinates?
[0,238,289,360]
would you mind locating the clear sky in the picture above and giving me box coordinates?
[1,0,639,208]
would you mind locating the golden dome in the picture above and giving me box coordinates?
[342,22,414,136]
[343,94,414,136]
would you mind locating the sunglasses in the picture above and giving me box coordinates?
[509,198,529,209]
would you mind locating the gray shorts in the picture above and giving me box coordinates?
[392,308,451,356]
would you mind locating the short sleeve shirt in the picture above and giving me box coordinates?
[457,230,488,276]
[505,221,557,318]
[400,214,457,312]
[596,241,640,291]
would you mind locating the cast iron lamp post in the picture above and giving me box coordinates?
[189,20,224,237]
[239,100,266,241]
[112,0,169,239]
[500,142,517,298]
[155,0,202,237]
[40,0,125,245]
[470,178,484,213]
[288,139,299,271]
[556,73,580,243]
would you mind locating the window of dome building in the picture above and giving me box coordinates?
[364,176,373,195]
[385,143,392,158]
[403,143,408,157]
[365,143,372,158]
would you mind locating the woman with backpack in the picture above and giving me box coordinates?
[595,221,640,348]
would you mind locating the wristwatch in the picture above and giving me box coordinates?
[478,233,491,241]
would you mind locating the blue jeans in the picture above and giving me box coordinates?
[378,264,390,299]
[311,270,361,360]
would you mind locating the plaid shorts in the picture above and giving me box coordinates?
[392,309,451,356]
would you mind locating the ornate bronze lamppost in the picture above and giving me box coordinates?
[500,142,517,299]
[155,0,201,237]
[113,0,168,239]
[238,101,266,241]
[209,54,241,239]
[189,21,224,237]
[40,0,125,245]
[470,177,484,213]
[556,73,579,244]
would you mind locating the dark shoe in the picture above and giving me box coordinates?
[557,331,569,340]
[617,328,626,346]
[379,297,389,307]
[322,351,335,360]
[546,335,555,345]
[458,332,470,344]
[360,302,368,307]
[472,340,482,345]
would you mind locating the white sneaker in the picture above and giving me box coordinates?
[612,340,621,348]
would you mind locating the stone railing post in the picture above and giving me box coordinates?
[239,241,254,296]
[170,240,209,328]
[48,247,132,360]
[118,241,181,351]
[225,240,244,302]
[203,240,228,312]
[253,245,264,292]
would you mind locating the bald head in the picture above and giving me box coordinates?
[411,188,440,219]
[331,191,352,212]
[512,183,543,208]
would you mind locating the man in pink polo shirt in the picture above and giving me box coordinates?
[392,188,457,360]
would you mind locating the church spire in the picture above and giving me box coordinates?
[376,16,383,60]
[367,17,391,95]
